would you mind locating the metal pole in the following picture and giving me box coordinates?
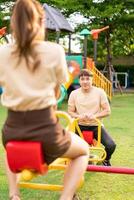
[87,165,134,175]
[68,33,71,55]
[84,35,87,68]
[93,39,97,65]
[56,31,60,43]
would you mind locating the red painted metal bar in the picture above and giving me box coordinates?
[87,165,134,175]
[0,27,6,36]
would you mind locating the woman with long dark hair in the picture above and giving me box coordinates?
[0,0,89,200]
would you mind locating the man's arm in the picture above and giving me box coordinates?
[68,91,80,118]
[94,89,111,119]
[68,93,87,120]
[85,88,111,121]
[94,102,111,119]
[68,104,80,118]
[85,102,111,120]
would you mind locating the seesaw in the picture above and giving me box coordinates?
[6,111,134,195]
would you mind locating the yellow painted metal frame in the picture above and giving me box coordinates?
[86,57,112,101]
[71,118,106,163]
[64,72,73,90]
[19,158,84,191]
[19,162,67,191]
[18,111,106,191]
[18,111,83,192]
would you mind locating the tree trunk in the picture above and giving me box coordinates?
[105,29,113,81]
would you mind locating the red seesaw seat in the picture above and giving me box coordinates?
[82,131,93,145]
[6,141,48,174]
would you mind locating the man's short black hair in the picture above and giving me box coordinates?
[79,69,93,78]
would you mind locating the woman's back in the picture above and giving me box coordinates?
[0,41,68,111]
[1,1,89,200]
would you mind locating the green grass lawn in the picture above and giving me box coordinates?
[0,94,134,200]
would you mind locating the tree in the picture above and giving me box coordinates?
[0,1,13,32]
[41,0,134,80]
[88,0,134,80]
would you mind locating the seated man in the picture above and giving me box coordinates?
[68,69,116,166]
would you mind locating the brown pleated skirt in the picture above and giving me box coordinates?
[2,107,71,165]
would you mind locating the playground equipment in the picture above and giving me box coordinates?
[6,111,84,193]
[66,54,112,101]
[5,110,134,200]
[0,87,3,95]
[7,141,70,191]
[85,26,112,100]
[43,3,74,43]
[112,72,128,89]
[57,60,80,106]
[66,36,112,101]
[87,165,134,175]
[86,57,112,100]
[90,26,109,64]
[80,28,90,68]
[0,27,6,38]
[70,118,106,163]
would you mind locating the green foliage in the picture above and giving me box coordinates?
[40,0,134,59]
[0,1,13,32]
[0,0,133,59]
